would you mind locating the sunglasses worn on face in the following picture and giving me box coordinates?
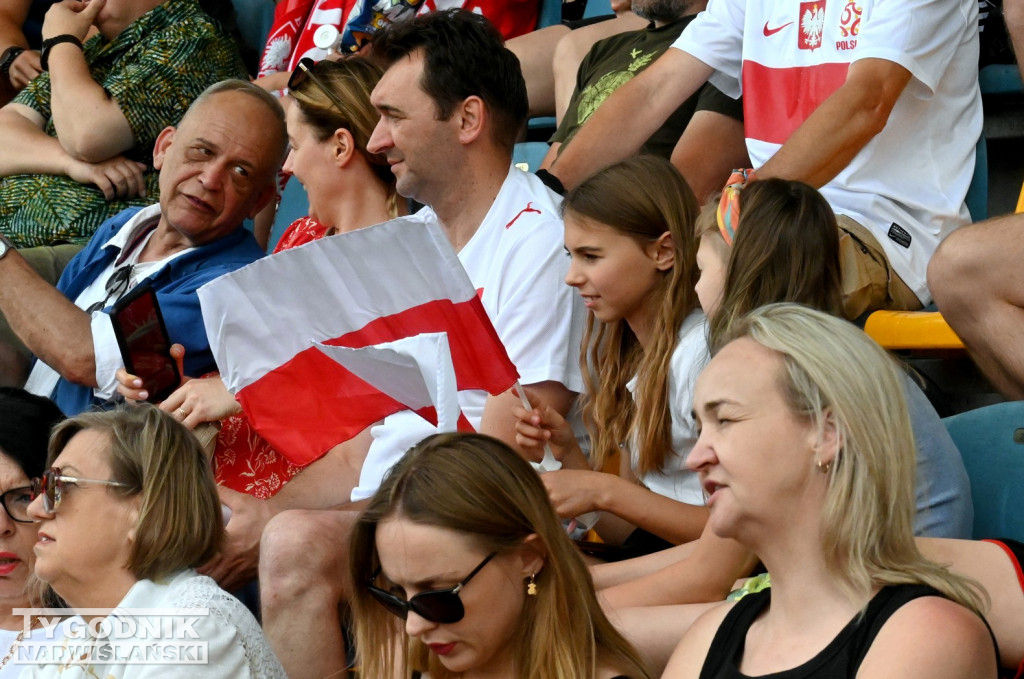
[367,552,496,624]
[30,467,132,514]
[289,58,347,113]
[0,486,37,523]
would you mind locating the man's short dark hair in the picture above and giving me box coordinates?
[372,9,528,153]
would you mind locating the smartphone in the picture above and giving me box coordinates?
[110,283,180,403]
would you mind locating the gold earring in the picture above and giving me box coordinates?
[816,458,832,474]
[527,573,537,596]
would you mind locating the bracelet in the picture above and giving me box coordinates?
[0,46,26,78]
[40,34,83,72]
[535,169,566,196]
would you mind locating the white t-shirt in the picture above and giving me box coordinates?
[625,310,707,505]
[24,205,192,402]
[351,167,586,501]
[673,0,982,303]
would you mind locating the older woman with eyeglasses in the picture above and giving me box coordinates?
[0,388,62,677]
[21,405,285,679]
[350,432,653,679]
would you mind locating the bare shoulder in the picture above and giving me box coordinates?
[661,600,737,679]
[858,595,997,679]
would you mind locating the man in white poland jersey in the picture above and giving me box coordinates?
[254,10,585,678]
[546,0,982,319]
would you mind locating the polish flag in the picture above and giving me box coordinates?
[198,217,519,465]
[313,333,472,434]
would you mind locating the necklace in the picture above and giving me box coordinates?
[0,625,30,670]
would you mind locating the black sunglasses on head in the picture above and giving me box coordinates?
[288,57,347,113]
[366,552,496,624]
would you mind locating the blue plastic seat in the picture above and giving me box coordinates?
[267,177,310,253]
[513,141,551,173]
[943,401,1024,541]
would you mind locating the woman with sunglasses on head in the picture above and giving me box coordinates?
[22,405,285,678]
[350,432,652,679]
[0,388,63,677]
[663,304,998,679]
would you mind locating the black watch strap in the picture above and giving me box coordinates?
[0,46,26,77]
[40,35,83,72]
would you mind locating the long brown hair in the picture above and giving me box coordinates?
[563,156,700,475]
[289,57,400,217]
[705,178,843,350]
[349,433,651,679]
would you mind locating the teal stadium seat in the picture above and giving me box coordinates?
[267,178,310,253]
[943,401,1024,541]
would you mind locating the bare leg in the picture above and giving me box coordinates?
[928,214,1024,398]
[507,24,571,118]
[260,508,360,679]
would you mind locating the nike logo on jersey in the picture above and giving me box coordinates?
[763,20,794,36]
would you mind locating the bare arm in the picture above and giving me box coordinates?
[661,602,733,679]
[548,48,714,190]
[543,466,709,544]
[0,105,146,196]
[857,596,998,678]
[0,250,97,386]
[600,526,757,609]
[671,110,750,203]
[755,58,911,188]
[0,0,31,52]
[44,0,135,162]
[0,103,72,175]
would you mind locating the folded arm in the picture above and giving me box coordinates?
[44,0,135,162]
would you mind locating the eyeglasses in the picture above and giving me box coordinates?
[367,552,496,624]
[85,264,133,314]
[289,58,347,113]
[0,486,37,523]
[30,467,132,514]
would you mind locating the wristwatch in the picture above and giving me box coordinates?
[40,35,83,72]
[0,46,25,78]
[0,234,14,261]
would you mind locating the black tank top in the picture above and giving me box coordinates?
[699,584,948,679]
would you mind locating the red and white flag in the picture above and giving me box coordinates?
[198,217,519,465]
[314,333,470,434]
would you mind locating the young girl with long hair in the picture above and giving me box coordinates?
[515,155,711,548]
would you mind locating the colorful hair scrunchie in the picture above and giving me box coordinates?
[716,168,757,246]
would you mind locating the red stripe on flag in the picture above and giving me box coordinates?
[742,61,849,145]
[236,296,516,465]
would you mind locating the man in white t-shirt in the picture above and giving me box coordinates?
[542,0,982,317]
[254,11,585,677]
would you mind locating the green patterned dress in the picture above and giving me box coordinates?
[0,0,247,248]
